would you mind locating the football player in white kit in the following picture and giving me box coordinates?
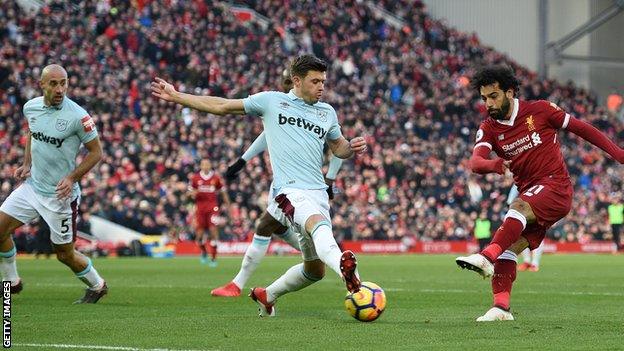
[152,54,367,316]
[211,68,344,297]
[0,64,107,303]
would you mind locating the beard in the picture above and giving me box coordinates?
[488,96,511,120]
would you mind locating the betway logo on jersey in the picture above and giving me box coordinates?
[31,132,65,148]
[501,132,542,157]
[278,114,327,139]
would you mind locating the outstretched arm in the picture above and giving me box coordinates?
[242,133,267,162]
[470,145,506,175]
[565,117,624,163]
[151,77,245,115]
[225,133,267,181]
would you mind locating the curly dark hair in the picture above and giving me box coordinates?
[471,65,520,95]
[290,54,327,79]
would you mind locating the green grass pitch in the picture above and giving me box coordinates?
[8,254,624,350]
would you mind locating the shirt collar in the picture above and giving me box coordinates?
[495,98,519,126]
[200,171,214,180]
[43,98,65,111]
[287,90,318,106]
[287,90,301,101]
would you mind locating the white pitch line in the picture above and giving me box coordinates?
[13,343,216,351]
[29,283,624,297]
[31,282,209,289]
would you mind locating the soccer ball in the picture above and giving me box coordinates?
[344,282,386,322]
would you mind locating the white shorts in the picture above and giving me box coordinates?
[0,182,79,245]
[267,187,331,261]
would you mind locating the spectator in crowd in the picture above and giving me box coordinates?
[0,0,622,246]
[606,89,622,115]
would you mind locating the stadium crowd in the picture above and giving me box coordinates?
[1,0,623,248]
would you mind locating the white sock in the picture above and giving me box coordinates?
[310,221,342,278]
[265,263,319,303]
[232,234,271,289]
[76,258,105,290]
[532,242,544,267]
[0,247,20,284]
[521,248,531,264]
[276,227,301,250]
[499,250,518,262]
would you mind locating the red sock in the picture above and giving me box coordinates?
[492,259,517,310]
[210,240,218,260]
[197,242,207,256]
[481,216,525,262]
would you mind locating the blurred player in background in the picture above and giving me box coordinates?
[607,193,623,253]
[0,64,107,303]
[474,210,492,251]
[456,65,624,321]
[211,67,344,297]
[518,242,544,271]
[190,159,230,266]
[152,54,367,317]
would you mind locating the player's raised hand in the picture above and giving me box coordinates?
[349,136,367,155]
[14,165,31,180]
[225,158,247,181]
[325,177,335,200]
[56,176,73,200]
[502,160,512,173]
[151,77,178,102]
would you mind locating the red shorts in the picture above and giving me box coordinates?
[519,179,573,249]
[195,206,218,230]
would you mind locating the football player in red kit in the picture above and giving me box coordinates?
[456,65,624,321]
[190,159,230,266]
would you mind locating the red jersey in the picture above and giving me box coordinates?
[474,99,572,191]
[191,171,223,209]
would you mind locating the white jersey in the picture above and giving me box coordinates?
[23,96,97,198]
[243,90,342,191]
